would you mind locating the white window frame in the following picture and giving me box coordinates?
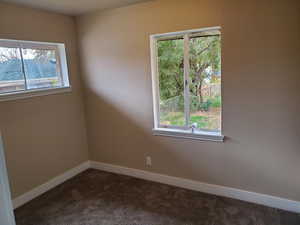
[150,27,224,142]
[0,39,71,102]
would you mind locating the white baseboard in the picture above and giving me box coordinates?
[12,161,90,209]
[12,160,300,213]
[90,161,300,213]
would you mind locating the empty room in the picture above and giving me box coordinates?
[0,0,299,224]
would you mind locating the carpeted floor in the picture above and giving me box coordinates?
[15,169,300,225]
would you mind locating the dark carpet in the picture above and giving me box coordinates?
[14,169,300,225]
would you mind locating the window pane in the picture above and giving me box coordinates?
[189,35,221,131]
[22,48,62,89]
[158,39,185,126]
[0,47,25,93]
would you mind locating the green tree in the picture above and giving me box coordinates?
[158,35,221,104]
[157,39,184,101]
[189,36,221,104]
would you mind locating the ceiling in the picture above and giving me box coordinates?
[1,0,152,15]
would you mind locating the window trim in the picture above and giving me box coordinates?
[150,26,224,142]
[0,86,72,102]
[153,128,224,142]
[0,39,71,101]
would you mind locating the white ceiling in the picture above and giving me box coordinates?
[1,0,152,15]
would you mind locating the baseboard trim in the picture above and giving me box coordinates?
[12,160,300,213]
[12,161,90,209]
[90,161,300,213]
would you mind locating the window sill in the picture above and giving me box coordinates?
[0,86,72,102]
[153,128,224,142]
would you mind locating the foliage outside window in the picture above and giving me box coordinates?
[0,40,70,97]
[151,27,222,138]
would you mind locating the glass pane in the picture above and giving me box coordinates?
[0,47,25,93]
[189,35,221,131]
[157,38,185,127]
[22,48,62,89]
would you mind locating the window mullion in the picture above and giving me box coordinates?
[183,34,190,128]
[18,48,28,90]
[54,48,63,86]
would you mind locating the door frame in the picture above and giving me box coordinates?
[0,133,16,225]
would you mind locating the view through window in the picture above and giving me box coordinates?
[0,40,69,95]
[152,28,221,134]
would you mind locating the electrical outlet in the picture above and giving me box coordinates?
[146,156,152,167]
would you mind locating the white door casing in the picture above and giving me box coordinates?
[0,133,16,225]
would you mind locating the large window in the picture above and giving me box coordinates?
[0,39,70,101]
[150,27,224,141]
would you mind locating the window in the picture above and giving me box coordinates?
[150,27,224,142]
[0,39,70,101]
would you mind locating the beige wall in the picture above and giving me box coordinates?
[77,0,300,201]
[1,0,299,203]
[0,3,89,198]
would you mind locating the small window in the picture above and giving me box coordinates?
[150,27,224,142]
[0,39,70,101]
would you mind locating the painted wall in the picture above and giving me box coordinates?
[0,3,89,198]
[77,0,300,201]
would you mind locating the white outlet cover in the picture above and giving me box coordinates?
[146,156,152,166]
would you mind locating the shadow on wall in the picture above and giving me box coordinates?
[84,86,300,200]
[76,0,300,199]
[84,88,226,182]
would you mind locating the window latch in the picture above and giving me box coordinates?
[190,123,198,133]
